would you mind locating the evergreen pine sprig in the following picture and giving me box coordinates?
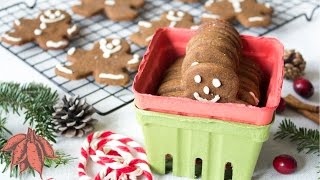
[0,82,58,142]
[274,118,319,154]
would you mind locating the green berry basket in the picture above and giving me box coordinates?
[133,28,284,180]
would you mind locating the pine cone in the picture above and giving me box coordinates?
[284,49,306,80]
[52,95,97,137]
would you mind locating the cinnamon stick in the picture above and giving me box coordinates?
[297,109,320,125]
[284,94,319,113]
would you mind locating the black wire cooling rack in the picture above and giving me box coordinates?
[0,0,319,115]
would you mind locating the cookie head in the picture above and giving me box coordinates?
[39,10,71,24]
[163,10,193,25]
[98,38,130,58]
[183,63,239,103]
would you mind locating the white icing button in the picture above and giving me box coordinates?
[105,0,115,5]
[112,39,121,46]
[55,10,61,16]
[106,43,113,49]
[34,29,42,35]
[168,11,174,16]
[203,86,210,95]
[40,23,47,29]
[194,75,201,83]
[212,78,221,88]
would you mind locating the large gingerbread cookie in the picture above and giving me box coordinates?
[130,10,197,46]
[72,0,144,21]
[55,38,141,86]
[202,0,273,27]
[1,9,78,50]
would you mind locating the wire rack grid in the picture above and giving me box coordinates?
[0,0,319,115]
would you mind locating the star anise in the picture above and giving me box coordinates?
[1,128,55,177]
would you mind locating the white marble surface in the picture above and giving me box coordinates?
[0,5,319,180]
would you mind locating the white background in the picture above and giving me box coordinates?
[0,2,319,180]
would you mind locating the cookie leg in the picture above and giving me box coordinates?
[236,12,272,27]
[105,6,138,21]
[129,0,144,8]
[94,70,130,86]
[55,63,93,80]
[36,33,69,50]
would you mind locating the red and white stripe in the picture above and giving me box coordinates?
[78,131,153,180]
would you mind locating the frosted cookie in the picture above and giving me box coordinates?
[202,0,273,27]
[72,0,144,21]
[55,38,141,86]
[1,9,78,50]
[130,10,197,46]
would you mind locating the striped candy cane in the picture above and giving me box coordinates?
[78,131,153,180]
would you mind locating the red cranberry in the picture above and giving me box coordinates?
[293,78,314,98]
[276,98,286,113]
[273,154,297,174]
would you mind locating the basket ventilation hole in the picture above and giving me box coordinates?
[195,158,203,178]
[165,154,173,174]
[224,162,233,180]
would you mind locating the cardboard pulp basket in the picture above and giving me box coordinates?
[133,28,284,180]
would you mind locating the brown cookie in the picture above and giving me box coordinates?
[55,38,141,86]
[130,10,197,46]
[175,0,199,3]
[1,9,78,50]
[72,0,144,21]
[182,63,239,103]
[202,0,273,27]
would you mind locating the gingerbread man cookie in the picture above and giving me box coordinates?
[1,9,78,50]
[176,0,199,3]
[130,10,197,46]
[202,0,273,27]
[72,0,144,21]
[55,38,141,86]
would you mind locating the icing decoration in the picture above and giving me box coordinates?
[67,47,76,56]
[105,0,115,6]
[99,39,122,59]
[193,92,220,103]
[265,3,271,8]
[212,78,221,88]
[78,131,153,180]
[138,21,152,28]
[55,10,61,16]
[40,10,66,24]
[34,29,42,36]
[46,40,68,48]
[166,11,184,28]
[190,25,199,30]
[128,54,140,64]
[40,23,47,29]
[145,35,153,42]
[248,16,264,22]
[99,73,125,80]
[14,20,21,26]
[203,86,210,95]
[191,62,199,66]
[205,0,214,7]
[67,24,78,35]
[228,0,244,13]
[202,13,220,19]
[249,91,259,105]
[1,33,22,42]
[56,64,73,74]
[194,75,201,83]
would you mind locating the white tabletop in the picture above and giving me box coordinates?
[0,4,319,180]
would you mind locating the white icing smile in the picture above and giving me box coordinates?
[99,39,122,59]
[193,75,222,103]
[193,92,221,103]
[40,10,65,24]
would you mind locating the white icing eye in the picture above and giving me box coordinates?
[168,11,174,16]
[177,11,184,17]
[44,10,51,17]
[99,39,107,45]
[106,43,113,49]
[194,75,201,83]
[112,39,121,46]
[212,78,221,88]
[55,10,61,16]
[203,86,210,95]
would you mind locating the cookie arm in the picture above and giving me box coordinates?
[203,2,236,21]
[1,18,38,45]
[125,53,141,71]
[129,0,144,8]
[72,0,105,17]
[66,24,79,38]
